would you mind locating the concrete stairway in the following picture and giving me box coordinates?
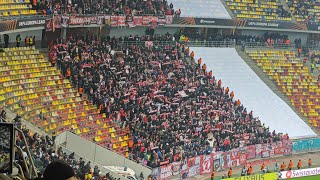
[235,46,319,135]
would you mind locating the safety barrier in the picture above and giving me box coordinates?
[292,138,320,154]
[55,131,152,177]
[121,40,236,47]
[121,41,305,49]
[280,167,320,179]
[151,138,320,179]
[150,137,320,179]
[244,42,296,49]
[151,140,292,179]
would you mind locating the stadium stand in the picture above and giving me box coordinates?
[0,111,120,180]
[246,49,320,128]
[167,0,231,19]
[0,46,130,157]
[286,0,320,23]
[47,34,287,168]
[225,0,292,21]
[0,0,37,17]
[45,0,175,15]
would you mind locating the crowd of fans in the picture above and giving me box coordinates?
[176,30,301,48]
[287,0,320,23]
[35,0,177,16]
[0,113,118,180]
[48,33,287,168]
[0,123,11,172]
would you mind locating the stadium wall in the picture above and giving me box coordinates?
[55,132,152,177]
[109,27,178,37]
[2,30,43,43]
[292,138,320,154]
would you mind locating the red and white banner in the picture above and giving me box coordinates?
[172,161,181,176]
[160,164,172,179]
[247,145,256,159]
[68,15,104,25]
[48,15,173,29]
[111,16,118,26]
[142,16,151,25]
[200,154,213,174]
[188,156,200,177]
[118,16,126,26]
[133,16,143,26]
[152,140,292,179]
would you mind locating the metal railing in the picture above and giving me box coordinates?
[121,40,237,47]
[244,42,296,49]
[120,40,301,49]
[0,116,38,179]
[0,15,49,20]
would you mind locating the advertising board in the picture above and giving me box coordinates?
[281,167,320,179]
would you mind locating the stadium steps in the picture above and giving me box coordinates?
[220,0,235,18]
[234,46,320,134]
[0,47,130,156]
[303,56,320,80]
[280,0,297,23]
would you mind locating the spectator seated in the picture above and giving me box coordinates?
[286,0,320,23]
[246,49,320,128]
[0,46,130,156]
[10,118,113,180]
[49,34,284,167]
[226,0,292,21]
[0,0,37,16]
[47,0,175,16]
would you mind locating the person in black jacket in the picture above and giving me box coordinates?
[4,34,9,48]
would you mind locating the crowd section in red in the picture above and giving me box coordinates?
[49,34,289,169]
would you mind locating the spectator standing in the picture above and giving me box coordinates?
[33,36,36,46]
[29,36,33,47]
[16,34,21,47]
[311,63,315,73]
[4,34,9,48]
[39,111,44,121]
[25,36,29,47]
[274,162,279,172]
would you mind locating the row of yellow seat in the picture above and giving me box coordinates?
[0,3,30,10]
[229,0,279,5]
[0,0,30,4]
[0,46,130,157]
[247,49,320,127]
[287,0,320,22]
[0,9,37,16]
